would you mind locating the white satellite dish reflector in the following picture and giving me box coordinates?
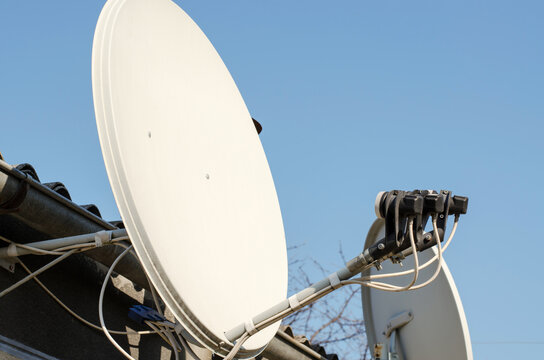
[361,219,473,360]
[92,0,287,357]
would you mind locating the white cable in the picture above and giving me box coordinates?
[175,331,202,360]
[355,219,420,292]
[147,284,203,360]
[0,234,64,255]
[403,217,443,290]
[369,216,442,291]
[164,326,181,360]
[229,217,445,351]
[437,215,458,253]
[0,234,11,245]
[0,250,76,298]
[144,256,195,360]
[145,321,175,349]
[13,243,64,255]
[16,258,156,335]
[112,236,130,242]
[145,320,189,360]
[146,321,185,360]
[98,245,137,360]
[226,216,459,346]
[358,217,458,281]
[0,234,163,342]
[224,333,250,360]
[344,215,447,291]
[145,272,164,317]
[52,243,97,252]
[0,233,130,257]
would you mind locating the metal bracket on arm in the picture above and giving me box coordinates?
[374,311,413,360]
[0,258,15,273]
[371,189,469,264]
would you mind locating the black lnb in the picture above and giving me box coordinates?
[399,194,424,217]
[422,193,445,214]
[374,191,424,219]
[449,195,469,215]
[368,189,469,264]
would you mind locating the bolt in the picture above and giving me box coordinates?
[378,243,385,250]
[440,214,444,219]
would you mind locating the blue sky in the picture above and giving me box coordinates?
[1,1,543,359]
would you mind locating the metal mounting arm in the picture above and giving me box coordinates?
[225,189,469,345]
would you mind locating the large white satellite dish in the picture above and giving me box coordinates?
[361,219,473,360]
[92,0,287,357]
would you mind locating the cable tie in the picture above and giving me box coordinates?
[288,294,302,311]
[94,230,110,248]
[174,321,184,335]
[244,319,258,336]
[7,243,18,257]
[328,273,341,289]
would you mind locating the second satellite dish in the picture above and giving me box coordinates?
[92,0,287,357]
[361,219,473,360]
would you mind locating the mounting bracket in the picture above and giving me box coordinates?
[0,258,15,273]
[374,310,414,360]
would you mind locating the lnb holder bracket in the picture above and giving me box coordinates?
[372,189,469,263]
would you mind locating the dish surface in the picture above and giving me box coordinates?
[92,0,287,356]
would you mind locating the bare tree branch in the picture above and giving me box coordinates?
[285,244,371,360]
[309,287,359,343]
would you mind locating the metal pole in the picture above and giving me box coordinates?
[225,250,374,342]
[0,229,127,258]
